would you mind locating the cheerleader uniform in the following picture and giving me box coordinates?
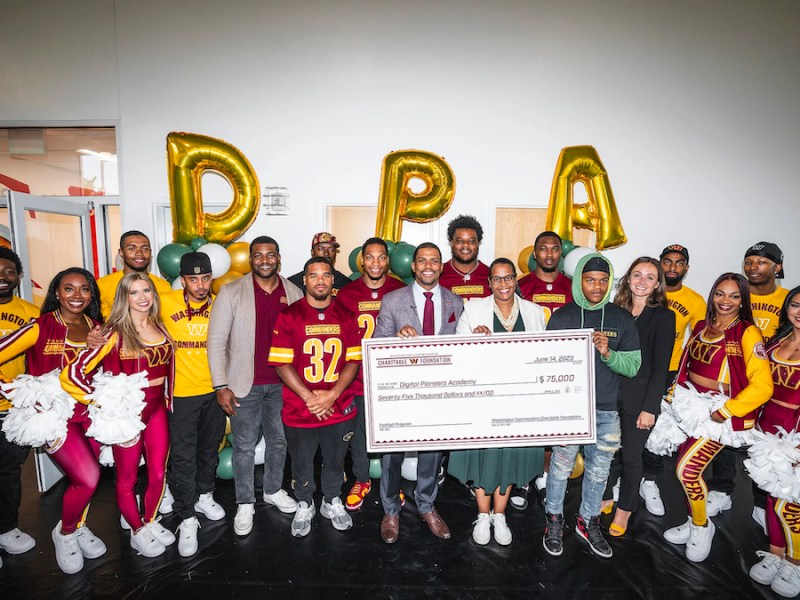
[62,332,173,531]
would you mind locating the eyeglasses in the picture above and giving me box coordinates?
[489,275,515,284]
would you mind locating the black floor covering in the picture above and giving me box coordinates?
[0,449,784,599]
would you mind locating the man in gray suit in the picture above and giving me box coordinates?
[374,242,464,543]
[208,236,304,537]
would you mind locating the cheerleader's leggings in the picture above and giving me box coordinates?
[676,436,725,526]
[113,385,169,531]
[46,403,101,534]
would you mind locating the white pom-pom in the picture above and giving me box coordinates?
[86,371,149,446]
[668,383,755,448]
[646,399,688,455]
[98,444,115,466]
[0,371,75,447]
[745,427,800,503]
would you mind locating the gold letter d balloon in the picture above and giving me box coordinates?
[167,132,260,245]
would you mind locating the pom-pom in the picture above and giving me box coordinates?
[0,371,75,447]
[86,371,149,446]
[745,427,800,503]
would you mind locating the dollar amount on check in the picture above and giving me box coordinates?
[362,329,596,452]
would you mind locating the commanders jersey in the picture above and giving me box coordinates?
[751,286,789,339]
[439,260,491,300]
[666,285,706,372]
[97,270,172,320]
[160,289,213,397]
[517,272,572,323]
[268,298,362,428]
[336,275,406,395]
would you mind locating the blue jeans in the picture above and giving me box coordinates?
[545,409,621,520]
[230,384,287,504]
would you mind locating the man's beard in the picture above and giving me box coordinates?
[309,290,331,302]
[0,286,14,299]
[452,254,476,265]
[538,265,557,273]
[125,260,148,273]
[665,273,684,287]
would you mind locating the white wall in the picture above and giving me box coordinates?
[2,0,799,294]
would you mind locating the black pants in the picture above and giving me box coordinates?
[642,370,679,482]
[285,420,353,505]
[605,409,650,511]
[0,421,30,534]
[348,395,369,482]
[167,392,227,520]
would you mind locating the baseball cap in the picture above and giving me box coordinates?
[745,241,785,279]
[660,244,690,263]
[311,232,340,248]
[180,252,212,276]
[583,256,610,274]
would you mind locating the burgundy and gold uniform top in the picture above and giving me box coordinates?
[61,331,174,406]
[769,346,800,408]
[517,271,573,323]
[268,298,362,428]
[439,260,491,300]
[685,331,730,384]
[336,275,406,396]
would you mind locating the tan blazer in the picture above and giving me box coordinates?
[207,272,303,398]
[455,295,546,334]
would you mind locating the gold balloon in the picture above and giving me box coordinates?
[218,433,228,453]
[224,416,232,436]
[212,270,243,294]
[518,245,534,274]
[375,150,456,242]
[545,146,626,250]
[226,241,251,274]
[166,132,260,245]
[569,452,585,479]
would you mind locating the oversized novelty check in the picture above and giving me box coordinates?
[362,329,596,452]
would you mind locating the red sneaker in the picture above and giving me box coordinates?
[345,480,372,511]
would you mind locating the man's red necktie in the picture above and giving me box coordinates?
[423,291,434,336]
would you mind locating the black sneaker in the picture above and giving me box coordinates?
[510,485,529,511]
[575,515,612,558]
[543,512,564,556]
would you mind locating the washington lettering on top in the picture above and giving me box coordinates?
[667,298,690,318]
[169,308,211,322]
[0,313,30,328]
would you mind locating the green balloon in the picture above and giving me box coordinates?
[226,432,234,445]
[190,236,207,250]
[348,246,361,273]
[385,240,396,255]
[157,243,191,279]
[216,446,234,480]
[390,242,415,279]
[558,256,565,273]
[527,249,537,273]
[561,239,575,256]
[349,271,361,280]
[369,458,382,479]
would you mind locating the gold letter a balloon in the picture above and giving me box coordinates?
[166,132,260,245]
[545,145,626,250]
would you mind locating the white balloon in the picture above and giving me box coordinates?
[400,452,418,481]
[197,243,232,279]
[254,436,266,466]
[171,277,184,290]
[562,246,596,279]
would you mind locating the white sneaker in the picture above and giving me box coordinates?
[177,517,200,557]
[233,504,255,536]
[194,492,225,521]
[639,479,665,516]
[291,501,315,538]
[158,485,174,515]
[492,513,512,546]
[120,494,140,530]
[75,525,107,559]
[750,550,784,585]
[130,525,166,557]
[263,489,298,514]
[706,491,732,517]
[145,518,176,547]
[0,527,36,554]
[534,472,547,491]
[773,560,800,598]
[51,522,84,574]
[471,513,491,545]
[753,506,768,536]
[320,497,352,531]
[685,520,715,562]
[664,517,692,544]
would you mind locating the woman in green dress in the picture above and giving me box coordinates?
[447,258,547,546]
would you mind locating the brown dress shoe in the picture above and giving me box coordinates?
[420,509,451,539]
[381,514,400,544]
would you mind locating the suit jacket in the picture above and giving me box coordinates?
[455,295,546,334]
[619,304,675,416]
[375,284,464,338]
[207,272,303,398]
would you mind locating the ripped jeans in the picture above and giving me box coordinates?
[545,410,621,520]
